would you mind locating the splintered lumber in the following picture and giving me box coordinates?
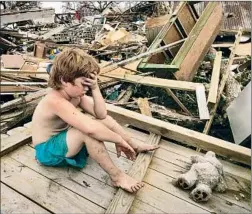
[127,101,201,124]
[0,88,50,113]
[137,98,153,117]
[207,51,222,105]
[117,85,134,104]
[106,104,251,165]
[173,2,223,81]
[1,100,39,133]
[196,85,210,120]
[224,74,242,110]
[203,31,242,134]
[165,88,192,116]
[101,73,202,91]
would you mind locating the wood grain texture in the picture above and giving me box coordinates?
[1,183,50,214]
[1,156,105,213]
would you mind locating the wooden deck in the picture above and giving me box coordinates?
[1,123,251,214]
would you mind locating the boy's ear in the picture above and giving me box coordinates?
[60,78,68,87]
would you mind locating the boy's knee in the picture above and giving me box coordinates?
[100,115,114,123]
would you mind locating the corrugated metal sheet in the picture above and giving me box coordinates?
[194,1,251,31]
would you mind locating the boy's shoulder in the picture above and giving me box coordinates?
[42,90,65,106]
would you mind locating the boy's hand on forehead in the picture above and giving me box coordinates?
[83,73,98,90]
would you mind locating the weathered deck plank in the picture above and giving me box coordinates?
[1,125,251,213]
[105,144,251,213]
[1,183,50,214]
[1,156,105,214]
[144,169,250,213]
[8,145,117,208]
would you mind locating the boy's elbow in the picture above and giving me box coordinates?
[85,126,97,137]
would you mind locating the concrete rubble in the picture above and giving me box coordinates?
[0,1,251,147]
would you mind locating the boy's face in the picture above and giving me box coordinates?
[62,77,90,98]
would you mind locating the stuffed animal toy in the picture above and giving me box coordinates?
[172,151,227,202]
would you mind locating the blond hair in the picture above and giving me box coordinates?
[48,48,100,90]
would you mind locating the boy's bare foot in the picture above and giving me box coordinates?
[111,171,144,193]
[129,140,159,153]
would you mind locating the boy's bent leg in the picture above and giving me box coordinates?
[98,115,159,153]
[66,127,144,193]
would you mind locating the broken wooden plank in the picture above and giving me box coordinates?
[101,73,202,91]
[126,101,201,124]
[117,85,134,104]
[203,31,242,134]
[0,88,50,113]
[105,133,161,214]
[106,104,251,165]
[173,2,223,81]
[137,98,153,117]
[207,51,222,105]
[196,85,210,120]
[165,88,192,116]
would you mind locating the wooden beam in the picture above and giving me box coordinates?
[100,73,203,91]
[165,88,192,116]
[106,99,161,214]
[207,51,222,105]
[0,85,41,93]
[137,63,179,72]
[203,31,242,134]
[196,85,210,120]
[106,104,251,165]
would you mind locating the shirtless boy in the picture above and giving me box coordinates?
[32,48,158,193]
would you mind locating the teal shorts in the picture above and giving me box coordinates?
[34,130,89,168]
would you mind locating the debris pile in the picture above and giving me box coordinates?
[0,1,251,146]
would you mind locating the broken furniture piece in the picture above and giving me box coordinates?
[137,2,223,81]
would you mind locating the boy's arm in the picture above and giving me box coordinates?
[79,90,106,119]
[50,96,127,146]
[79,73,107,119]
